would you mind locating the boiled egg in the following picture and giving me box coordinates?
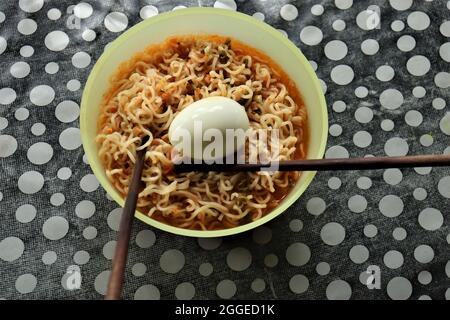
[168,96,250,162]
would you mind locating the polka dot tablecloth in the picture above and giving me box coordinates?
[0,0,449,300]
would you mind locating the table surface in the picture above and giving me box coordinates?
[0,0,449,300]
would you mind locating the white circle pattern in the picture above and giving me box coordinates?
[0,0,446,301]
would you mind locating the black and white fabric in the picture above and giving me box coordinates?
[0,0,449,300]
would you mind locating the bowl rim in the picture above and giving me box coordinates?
[80,7,328,238]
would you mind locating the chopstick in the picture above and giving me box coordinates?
[174,154,450,173]
[105,137,149,300]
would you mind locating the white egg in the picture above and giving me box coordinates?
[168,96,250,162]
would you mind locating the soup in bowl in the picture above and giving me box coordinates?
[80,8,328,238]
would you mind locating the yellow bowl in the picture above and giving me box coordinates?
[80,8,328,238]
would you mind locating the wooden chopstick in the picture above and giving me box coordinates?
[105,137,149,300]
[174,154,450,173]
